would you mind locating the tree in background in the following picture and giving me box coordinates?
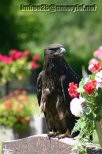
[0,0,44,54]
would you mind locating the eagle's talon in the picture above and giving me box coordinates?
[48,132,56,137]
[58,130,71,139]
[48,131,60,138]
[58,133,71,139]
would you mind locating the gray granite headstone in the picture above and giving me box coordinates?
[2,134,102,154]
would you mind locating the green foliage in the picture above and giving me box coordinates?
[72,142,87,154]
[77,79,85,93]
[73,78,102,143]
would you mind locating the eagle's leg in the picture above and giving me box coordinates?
[58,130,71,139]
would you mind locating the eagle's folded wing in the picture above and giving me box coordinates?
[60,68,80,106]
[60,75,71,112]
[37,71,44,106]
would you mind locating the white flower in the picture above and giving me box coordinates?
[88,64,94,71]
[95,70,102,88]
[70,97,85,117]
[79,97,85,103]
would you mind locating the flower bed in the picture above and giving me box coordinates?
[0,90,33,130]
[0,91,42,140]
[0,49,41,85]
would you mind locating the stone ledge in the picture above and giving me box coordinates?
[2,134,102,154]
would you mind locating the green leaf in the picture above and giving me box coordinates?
[89,74,96,80]
[77,87,85,93]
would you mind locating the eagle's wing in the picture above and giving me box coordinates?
[60,75,71,110]
[37,71,49,131]
[37,71,44,106]
[60,69,80,106]
[60,73,80,132]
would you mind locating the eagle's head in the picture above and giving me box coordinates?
[44,44,66,58]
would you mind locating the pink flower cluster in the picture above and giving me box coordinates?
[31,55,41,69]
[10,50,24,60]
[0,49,41,69]
[0,54,13,64]
[89,58,99,65]
[94,46,102,59]
[89,46,102,73]
[8,90,28,98]
[0,50,26,64]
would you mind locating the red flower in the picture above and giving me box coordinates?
[8,92,14,98]
[18,116,30,123]
[0,54,3,61]
[17,104,23,111]
[19,97,28,102]
[84,80,97,95]
[22,90,28,95]
[33,55,41,61]
[15,52,23,60]
[18,116,24,121]
[10,50,24,60]
[24,118,30,123]
[15,90,21,95]
[31,61,40,69]
[89,63,101,74]
[24,50,30,59]
[15,95,19,100]
[0,54,13,64]
[5,102,13,108]
[7,57,13,64]
[68,82,79,98]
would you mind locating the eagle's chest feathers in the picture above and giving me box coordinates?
[41,73,67,127]
[43,68,61,94]
[43,77,56,93]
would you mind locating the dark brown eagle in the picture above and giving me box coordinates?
[37,44,80,138]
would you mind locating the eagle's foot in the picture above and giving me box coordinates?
[48,132,56,137]
[58,130,71,139]
[48,131,60,138]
